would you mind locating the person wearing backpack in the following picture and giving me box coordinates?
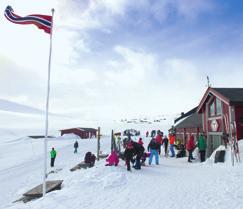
[50,147,57,167]
[148,138,159,165]
[74,140,79,154]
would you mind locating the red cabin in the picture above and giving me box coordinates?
[197,87,243,156]
[60,127,97,139]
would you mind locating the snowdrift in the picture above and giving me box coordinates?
[206,139,243,166]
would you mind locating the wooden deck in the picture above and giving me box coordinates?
[14,180,63,203]
[23,180,63,198]
[70,161,94,172]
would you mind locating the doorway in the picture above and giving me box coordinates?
[207,135,222,157]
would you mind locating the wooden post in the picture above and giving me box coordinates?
[97,127,100,161]
[111,130,114,152]
[205,100,209,158]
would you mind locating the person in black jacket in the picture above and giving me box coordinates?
[163,135,169,157]
[131,140,145,170]
[74,140,79,153]
[124,141,134,171]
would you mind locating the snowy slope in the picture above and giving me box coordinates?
[0,99,45,115]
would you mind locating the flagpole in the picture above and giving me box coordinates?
[43,8,55,197]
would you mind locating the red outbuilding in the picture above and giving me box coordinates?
[60,127,97,139]
[197,87,243,156]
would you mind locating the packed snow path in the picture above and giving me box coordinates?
[1,136,243,209]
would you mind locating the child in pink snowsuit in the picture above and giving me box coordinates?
[106,150,119,166]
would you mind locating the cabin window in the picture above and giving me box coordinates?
[209,101,215,117]
[216,98,222,115]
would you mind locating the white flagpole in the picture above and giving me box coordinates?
[43,8,55,197]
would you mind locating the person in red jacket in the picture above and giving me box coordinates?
[186,135,196,162]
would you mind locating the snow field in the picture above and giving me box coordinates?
[1,125,243,209]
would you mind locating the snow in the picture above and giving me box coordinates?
[1,110,243,209]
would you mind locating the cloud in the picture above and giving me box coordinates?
[95,46,205,118]
[1,0,242,122]
[176,0,214,19]
[57,0,214,31]
[56,0,129,30]
[105,46,157,87]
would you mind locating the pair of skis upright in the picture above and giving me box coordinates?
[230,136,241,166]
[230,122,240,166]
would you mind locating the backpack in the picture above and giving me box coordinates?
[149,139,158,150]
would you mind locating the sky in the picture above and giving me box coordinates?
[0,0,243,121]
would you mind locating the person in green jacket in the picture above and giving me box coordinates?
[50,147,57,167]
[198,134,207,162]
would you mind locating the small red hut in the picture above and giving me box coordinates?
[197,87,243,156]
[60,127,97,139]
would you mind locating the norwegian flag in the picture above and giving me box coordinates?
[4,6,52,34]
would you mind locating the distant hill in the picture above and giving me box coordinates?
[0,99,45,115]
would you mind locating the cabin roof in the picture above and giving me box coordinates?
[60,127,97,132]
[174,106,202,129]
[197,87,243,113]
[213,88,243,103]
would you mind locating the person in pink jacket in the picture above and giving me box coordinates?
[106,150,119,166]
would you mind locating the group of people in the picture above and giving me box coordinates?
[107,130,208,171]
[106,130,170,171]
[49,131,208,170]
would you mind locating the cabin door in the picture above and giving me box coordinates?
[207,135,222,157]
